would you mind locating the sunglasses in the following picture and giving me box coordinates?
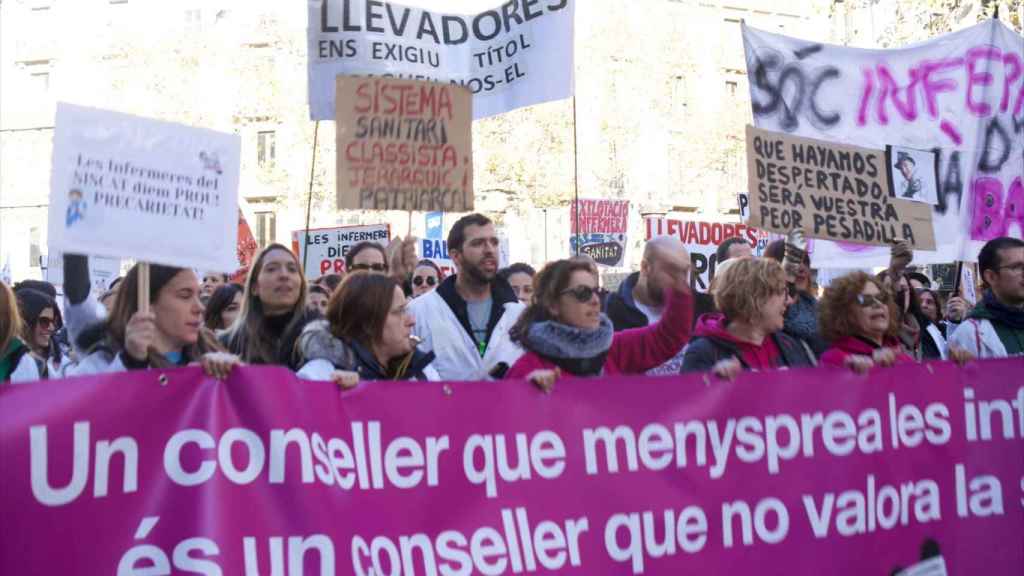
[349,263,388,273]
[855,293,889,308]
[34,317,56,330]
[412,275,437,287]
[560,285,599,303]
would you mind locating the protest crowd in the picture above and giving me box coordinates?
[3,214,1023,387]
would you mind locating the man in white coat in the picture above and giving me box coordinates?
[409,214,526,380]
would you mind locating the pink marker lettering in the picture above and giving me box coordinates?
[965,46,1000,116]
[1001,52,1022,113]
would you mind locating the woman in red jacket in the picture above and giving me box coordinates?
[505,250,693,390]
[818,271,914,372]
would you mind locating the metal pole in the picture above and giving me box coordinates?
[301,121,321,275]
[572,97,581,256]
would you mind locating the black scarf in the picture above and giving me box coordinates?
[524,316,614,376]
[981,290,1024,330]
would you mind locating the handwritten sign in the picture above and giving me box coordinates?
[291,224,390,279]
[46,103,240,272]
[746,125,935,250]
[570,199,629,267]
[336,77,473,212]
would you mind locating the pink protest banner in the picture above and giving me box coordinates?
[1,361,1022,574]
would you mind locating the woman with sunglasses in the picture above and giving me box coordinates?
[505,253,693,389]
[14,288,64,378]
[818,271,914,372]
[410,259,443,299]
[682,258,816,379]
[298,272,438,384]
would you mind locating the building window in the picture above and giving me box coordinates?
[257,131,276,168]
[255,212,276,247]
[29,227,41,267]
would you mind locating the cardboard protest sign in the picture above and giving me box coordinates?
[46,103,240,272]
[292,224,391,279]
[746,125,935,250]
[570,199,629,267]
[743,20,1024,264]
[336,77,473,212]
[646,218,769,292]
[308,0,575,121]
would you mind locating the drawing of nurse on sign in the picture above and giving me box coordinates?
[891,147,937,205]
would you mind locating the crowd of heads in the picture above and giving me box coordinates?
[2,210,1022,386]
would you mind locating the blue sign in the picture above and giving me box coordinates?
[425,212,443,240]
[422,238,449,260]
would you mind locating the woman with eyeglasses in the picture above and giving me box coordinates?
[345,241,389,274]
[682,258,816,379]
[504,255,693,389]
[498,263,536,304]
[298,272,438,385]
[221,244,316,368]
[818,271,914,372]
[1,281,40,383]
[410,259,443,298]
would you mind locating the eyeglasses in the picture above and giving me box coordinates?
[855,293,888,308]
[34,317,56,330]
[560,285,599,303]
[349,263,388,273]
[412,275,436,287]
[997,263,1024,274]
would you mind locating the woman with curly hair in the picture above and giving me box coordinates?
[818,271,914,372]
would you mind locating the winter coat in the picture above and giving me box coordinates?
[1,339,40,383]
[296,320,439,381]
[819,335,915,368]
[948,297,1024,359]
[681,313,817,372]
[408,275,525,381]
[506,288,693,379]
[64,326,222,376]
[605,272,648,331]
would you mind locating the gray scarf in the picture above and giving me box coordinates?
[525,316,614,376]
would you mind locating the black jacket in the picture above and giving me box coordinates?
[681,331,817,373]
[605,272,712,331]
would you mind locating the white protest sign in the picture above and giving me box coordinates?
[47,103,240,272]
[292,224,391,279]
[44,253,122,296]
[308,0,575,120]
[960,264,978,305]
[743,20,1024,265]
[646,217,769,293]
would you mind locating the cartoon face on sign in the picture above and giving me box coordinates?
[199,151,223,175]
[65,188,87,228]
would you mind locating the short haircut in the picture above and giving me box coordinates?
[905,271,932,289]
[308,284,330,298]
[499,263,536,282]
[712,258,785,323]
[978,236,1024,286]
[447,213,492,253]
[345,241,388,271]
[716,237,749,263]
[818,271,900,341]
